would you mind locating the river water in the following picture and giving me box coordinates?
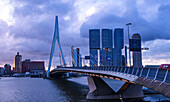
[0,77,169,102]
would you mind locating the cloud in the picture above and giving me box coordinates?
[142,39,170,65]
[0,0,170,68]
[80,0,170,42]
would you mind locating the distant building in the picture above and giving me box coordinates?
[71,47,82,67]
[145,65,160,68]
[100,48,113,66]
[100,29,113,66]
[22,59,45,75]
[4,64,11,75]
[14,52,22,73]
[89,29,100,66]
[0,67,4,76]
[132,33,142,67]
[102,29,113,48]
[114,28,124,66]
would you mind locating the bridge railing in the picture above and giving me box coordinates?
[63,66,170,84]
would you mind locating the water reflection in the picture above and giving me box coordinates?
[51,79,89,102]
[0,77,169,102]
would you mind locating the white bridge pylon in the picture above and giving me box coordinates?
[47,16,66,77]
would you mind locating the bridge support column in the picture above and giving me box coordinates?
[118,82,144,98]
[87,76,144,100]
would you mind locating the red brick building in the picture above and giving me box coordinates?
[22,59,45,74]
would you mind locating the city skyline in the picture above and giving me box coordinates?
[0,0,170,69]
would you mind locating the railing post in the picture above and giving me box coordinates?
[131,67,135,75]
[135,67,139,76]
[114,66,116,72]
[151,68,159,82]
[159,69,169,86]
[124,66,126,74]
[144,68,150,80]
[139,67,143,77]
[127,67,130,75]
[109,66,111,72]
[120,66,123,73]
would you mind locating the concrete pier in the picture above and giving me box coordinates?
[87,76,144,100]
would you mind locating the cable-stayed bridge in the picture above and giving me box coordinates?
[47,16,170,100]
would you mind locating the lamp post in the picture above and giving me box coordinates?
[126,23,132,67]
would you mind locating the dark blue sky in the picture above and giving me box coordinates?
[0,0,170,69]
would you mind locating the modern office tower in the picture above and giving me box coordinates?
[73,49,78,67]
[100,48,113,66]
[76,48,80,67]
[132,33,142,67]
[102,29,113,48]
[4,64,11,75]
[114,28,124,66]
[89,29,100,66]
[72,47,82,67]
[100,29,113,66]
[71,46,75,67]
[14,52,22,73]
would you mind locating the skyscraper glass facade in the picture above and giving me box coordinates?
[102,29,113,48]
[114,28,124,49]
[89,29,100,49]
[89,28,125,67]
[114,28,124,66]
[89,29,100,66]
[132,33,142,67]
[100,29,113,66]
[100,48,113,66]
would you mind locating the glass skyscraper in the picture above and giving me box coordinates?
[100,48,113,66]
[100,29,113,66]
[89,29,100,66]
[102,29,113,48]
[132,33,142,67]
[114,28,124,66]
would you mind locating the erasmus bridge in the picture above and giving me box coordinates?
[47,16,170,100]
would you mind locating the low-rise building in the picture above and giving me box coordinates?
[22,59,45,75]
[0,67,4,76]
[4,64,11,75]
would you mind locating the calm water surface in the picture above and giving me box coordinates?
[0,77,89,102]
[0,77,169,102]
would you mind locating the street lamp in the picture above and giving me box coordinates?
[126,23,132,67]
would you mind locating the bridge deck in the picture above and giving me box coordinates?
[50,67,170,98]
[53,68,138,82]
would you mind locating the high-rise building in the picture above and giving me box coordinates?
[89,29,100,66]
[102,29,113,48]
[14,52,22,73]
[4,64,11,75]
[100,48,114,66]
[89,29,100,49]
[132,33,142,67]
[71,47,82,67]
[100,29,113,66]
[114,28,124,66]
